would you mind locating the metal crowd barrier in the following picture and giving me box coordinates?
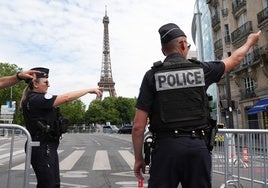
[213,129,268,188]
[0,124,39,188]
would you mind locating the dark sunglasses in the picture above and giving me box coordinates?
[179,41,191,49]
[44,81,49,85]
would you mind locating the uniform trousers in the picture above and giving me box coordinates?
[148,136,211,188]
[31,141,60,188]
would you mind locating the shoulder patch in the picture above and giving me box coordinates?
[44,93,53,99]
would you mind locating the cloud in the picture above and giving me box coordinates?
[0,0,196,106]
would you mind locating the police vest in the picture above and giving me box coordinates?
[149,59,210,132]
[23,94,68,141]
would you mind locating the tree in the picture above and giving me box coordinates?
[85,97,136,125]
[0,62,137,127]
[85,99,106,124]
[0,63,26,124]
[59,99,86,125]
[115,97,136,124]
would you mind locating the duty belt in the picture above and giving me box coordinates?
[153,129,206,139]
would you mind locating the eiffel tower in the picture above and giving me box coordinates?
[97,8,116,100]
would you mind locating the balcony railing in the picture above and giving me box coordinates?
[241,88,256,100]
[231,21,252,44]
[212,13,220,28]
[214,38,223,50]
[232,0,246,14]
[257,7,268,27]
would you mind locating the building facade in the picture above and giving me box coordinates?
[192,0,219,120]
[206,0,268,129]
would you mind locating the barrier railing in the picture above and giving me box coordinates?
[213,129,268,188]
[0,124,39,188]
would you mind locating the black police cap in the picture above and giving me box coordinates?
[31,67,49,78]
[159,23,186,44]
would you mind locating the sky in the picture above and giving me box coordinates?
[0,0,197,106]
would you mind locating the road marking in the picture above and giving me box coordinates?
[90,137,101,146]
[116,181,148,187]
[118,150,134,170]
[30,181,88,188]
[0,149,24,160]
[61,170,88,178]
[12,150,63,170]
[60,150,85,170]
[92,150,111,170]
[111,170,135,177]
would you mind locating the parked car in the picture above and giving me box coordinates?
[103,125,119,133]
[118,124,133,134]
[110,125,119,133]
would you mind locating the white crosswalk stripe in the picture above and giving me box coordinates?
[60,150,85,170]
[0,149,24,160]
[0,149,134,171]
[92,150,111,170]
[118,150,134,170]
[11,150,64,170]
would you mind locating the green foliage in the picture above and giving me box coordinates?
[59,99,86,125]
[0,63,137,127]
[85,96,136,125]
[0,63,26,124]
[85,99,106,123]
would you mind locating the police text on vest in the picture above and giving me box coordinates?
[155,68,205,91]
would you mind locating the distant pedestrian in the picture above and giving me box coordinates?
[132,23,261,188]
[20,67,102,188]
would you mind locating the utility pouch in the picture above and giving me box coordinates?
[206,119,218,151]
[55,107,69,135]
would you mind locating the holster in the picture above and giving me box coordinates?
[144,135,154,165]
[206,119,218,151]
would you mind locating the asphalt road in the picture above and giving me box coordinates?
[0,133,149,188]
[1,133,266,188]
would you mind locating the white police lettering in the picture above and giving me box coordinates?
[44,93,53,99]
[155,68,205,91]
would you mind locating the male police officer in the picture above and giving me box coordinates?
[132,23,261,188]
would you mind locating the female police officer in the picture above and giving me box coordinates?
[132,23,261,188]
[19,67,102,188]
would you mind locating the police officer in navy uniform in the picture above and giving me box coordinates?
[132,23,261,188]
[20,67,102,188]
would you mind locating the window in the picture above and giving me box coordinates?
[241,52,252,66]
[222,0,227,9]
[237,12,247,27]
[244,77,255,93]
[224,24,230,42]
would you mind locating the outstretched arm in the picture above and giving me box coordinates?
[223,31,261,73]
[53,88,103,106]
[0,70,39,89]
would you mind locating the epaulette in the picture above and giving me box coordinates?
[152,61,163,68]
[187,58,202,64]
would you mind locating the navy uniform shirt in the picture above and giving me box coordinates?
[25,91,57,117]
[136,53,225,113]
[23,91,57,137]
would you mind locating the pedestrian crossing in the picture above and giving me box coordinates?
[0,149,134,171]
[60,150,84,170]
[92,150,111,170]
